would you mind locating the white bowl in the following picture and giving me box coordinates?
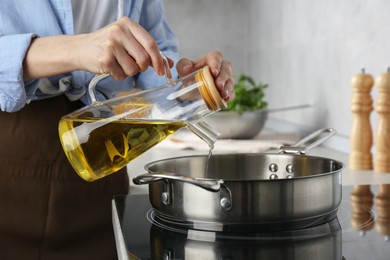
[204,110,268,139]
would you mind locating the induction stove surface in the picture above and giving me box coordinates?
[112,185,390,260]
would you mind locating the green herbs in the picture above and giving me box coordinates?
[226,74,268,114]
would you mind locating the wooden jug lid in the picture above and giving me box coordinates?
[196,66,227,111]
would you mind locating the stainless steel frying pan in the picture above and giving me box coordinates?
[133,128,343,231]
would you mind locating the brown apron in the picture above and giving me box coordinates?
[0,95,129,260]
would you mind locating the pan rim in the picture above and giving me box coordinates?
[144,153,344,182]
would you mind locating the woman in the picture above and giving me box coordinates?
[0,0,234,259]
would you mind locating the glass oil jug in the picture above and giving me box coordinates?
[58,56,226,182]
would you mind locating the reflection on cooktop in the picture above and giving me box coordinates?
[147,209,342,241]
[148,212,342,260]
[112,185,390,260]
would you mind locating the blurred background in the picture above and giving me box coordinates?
[164,0,390,153]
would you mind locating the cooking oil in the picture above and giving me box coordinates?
[59,118,186,181]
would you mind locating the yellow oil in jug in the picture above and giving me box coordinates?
[59,118,186,181]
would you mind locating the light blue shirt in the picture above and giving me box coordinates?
[0,0,180,112]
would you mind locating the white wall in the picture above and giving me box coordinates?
[163,0,250,74]
[164,0,390,152]
[247,0,390,152]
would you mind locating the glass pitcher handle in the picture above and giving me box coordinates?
[160,51,174,85]
[88,51,174,103]
[88,74,110,103]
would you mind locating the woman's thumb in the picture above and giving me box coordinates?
[176,58,195,77]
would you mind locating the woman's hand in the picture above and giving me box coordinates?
[73,17,166,80]
[23,17,166,81]
[175,51,235,102]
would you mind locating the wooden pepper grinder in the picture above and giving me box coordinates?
[375,184,390,241]
[374,70,390,173]
[349,69,374,170]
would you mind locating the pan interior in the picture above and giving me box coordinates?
[146,153,343,181]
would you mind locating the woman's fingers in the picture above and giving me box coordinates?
[176,51,235,102]
[76,17,165,78]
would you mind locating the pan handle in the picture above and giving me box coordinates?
[279,128,336,154]
[132,172,224,192]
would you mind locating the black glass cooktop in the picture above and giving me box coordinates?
[112,185,390,260]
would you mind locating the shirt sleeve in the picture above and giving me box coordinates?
[0,33,36,112]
